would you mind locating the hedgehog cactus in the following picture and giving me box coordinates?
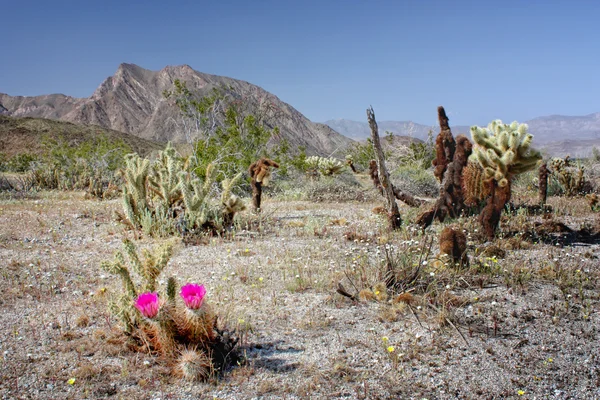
[102,240,233,380]
[470,120,542,239]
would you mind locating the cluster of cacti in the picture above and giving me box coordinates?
[470,120,542,239]
[248,158,279,211]
[304,156,345,176]
[101,239,237,381]
[417,107,473,227]
[548,156,586,196]
[119,143,246,236]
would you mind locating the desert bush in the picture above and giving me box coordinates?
[390,164,438,197]
[164,80,289,180]
[23,134,131,198]
[0,153,38,172]
[304,172,365,202]
[101,239,238,381]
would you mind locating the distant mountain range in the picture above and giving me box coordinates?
[325,113,600,157]
[0,64,351,156]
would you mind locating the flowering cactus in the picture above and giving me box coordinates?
[180,283,207,310]
[135,292,161,319]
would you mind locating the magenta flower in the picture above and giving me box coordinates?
[134,292,160,319]
[180,283,207,310]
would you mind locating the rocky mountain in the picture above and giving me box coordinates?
[0,64,352,156]
[326,113,600,157]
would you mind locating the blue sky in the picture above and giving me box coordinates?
[2,0,599,126]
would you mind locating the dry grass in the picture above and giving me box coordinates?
[0,189,598,399]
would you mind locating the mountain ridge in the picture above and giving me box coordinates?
[0,63,352,156]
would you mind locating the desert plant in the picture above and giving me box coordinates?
[120,143,245,236]
[101,240,238,380]
[548,156,586,196]
[248,158,280,211]
[345,155,358,173]
[163,80,282,179]
[432,110,456,183]
[470,120,542,239]
[304,156,346,177]
[539,162,549,206]
[462,161,489,208]
[417,107,473,228]
[439,227,469,267]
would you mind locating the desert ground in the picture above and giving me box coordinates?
[0,184,598,400]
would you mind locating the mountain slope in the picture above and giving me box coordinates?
[0,64,352,156]
[0,115,163,158]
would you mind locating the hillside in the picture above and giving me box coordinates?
[0,115,163,157]
[0,64,352,156]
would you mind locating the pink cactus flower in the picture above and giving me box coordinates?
[180,283,207,310]
[134,292,160,319]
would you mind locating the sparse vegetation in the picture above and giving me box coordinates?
[1,107,599,399]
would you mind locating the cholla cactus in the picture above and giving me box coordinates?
[470,120,542,188]
[305,156,345,176]
[470,120,542,239]
[119,143,245,236]
[148,143,184,212]
[221,173,246,228]
[549,156,586,196]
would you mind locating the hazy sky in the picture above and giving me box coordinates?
[2,0,599,126]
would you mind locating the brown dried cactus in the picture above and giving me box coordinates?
[479,179,512,240]
[416,115,472,229]
[439,227,468,267]
[432,107,456,182]
[538,163,548,206]
[248,158,279,212]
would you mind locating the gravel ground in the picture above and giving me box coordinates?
[0,192,598,399]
